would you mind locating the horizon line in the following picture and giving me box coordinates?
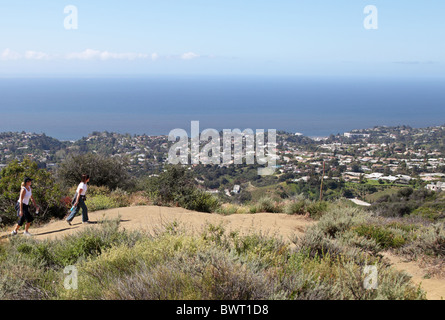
[3,123,445,143]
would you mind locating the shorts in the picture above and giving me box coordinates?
[16,203,34,226]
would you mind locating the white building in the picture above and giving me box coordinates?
[426,182,445,192]
[344,132,371,138]
[364,172,384,180]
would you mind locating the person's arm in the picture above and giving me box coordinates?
[31,194,38,210]
[19,188,25,217]
[74,188,83,206]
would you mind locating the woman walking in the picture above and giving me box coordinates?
[11,177,39,236]
[66,174,92,225]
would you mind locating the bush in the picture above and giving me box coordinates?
[143,166,220,213]
[0,158,66,225]
[216,204,240,215]
[256,197,281,213]
[83,185,110,197]
[249,205,258,214]
[402,223,445,258]
[110,188,131,208]
[305,201,329,219]
[128,191,151,206]
[0,217,426,300]
[57,153,133,190]
[352,224,408,249]
[284,200,307,215]
[331,260,425,300]
[339,230,382,256]
[144,166,195,206]
[178,189,220,213]
[317,207,371,238]
[85,195,119,212]
[297,227,346,259]
[371,188,439,218]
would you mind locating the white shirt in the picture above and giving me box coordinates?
[18,186,32,205]
[76,182,88,196]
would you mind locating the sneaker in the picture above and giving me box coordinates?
[11,230,17,236]
[23,231,32,237]
[66,220,72,226]
[82,221,93,224]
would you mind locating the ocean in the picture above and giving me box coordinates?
[0,76,444,141]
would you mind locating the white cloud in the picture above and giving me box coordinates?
[66,49,150,61]
[0,48,206,63]
[99,51,149,61]
[0,48,21,61]
[181,52,200,60]
[65,49,99,60]
[151,53,159,61]
[24,51,51,60]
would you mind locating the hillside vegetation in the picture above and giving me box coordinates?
[0,215,428,300]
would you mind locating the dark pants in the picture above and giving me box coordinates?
[16,203,34,226]
[66,197,89,223]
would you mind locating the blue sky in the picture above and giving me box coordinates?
[0,0,444,77]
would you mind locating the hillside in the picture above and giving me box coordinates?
[1,205,444,300]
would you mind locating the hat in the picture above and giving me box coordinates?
[23,177,33,183]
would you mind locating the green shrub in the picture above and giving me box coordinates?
[52,234,106,266]
[83,185,110,197]
[216,204,239,215]
[57,153,133,190]
[110,188,131,208]
[331,260,425,300]
[339,230,382,256]
[0,158,66,224]
[178,189,220,213]
[402,223,445,258]
[0,216,427,301]
[249,205,258,214]
[284,200,307,215]
[297,227,349,259]
[317,207,371,238]
[85,195,119,212]
[256,197,280,213]
[411,206,445,222]
[144,166,195,205]
[352,224,408,249]
[305,201,329,219]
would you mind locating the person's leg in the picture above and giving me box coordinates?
[66,205,80,222]
[22,206,33,234]
[80,199,89,222]
[15,209,26,231]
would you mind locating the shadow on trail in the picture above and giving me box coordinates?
[1,218,132,242]
[35,226,80,237]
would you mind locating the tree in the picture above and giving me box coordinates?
[351,163,362,173]
[0,158,66,225]
[57,153,133,190]
[145,165,219,212]
[145,165,194,205]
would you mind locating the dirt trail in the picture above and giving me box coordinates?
[1,205,444,299]
[382,252,445,300]
[1,205,315,242]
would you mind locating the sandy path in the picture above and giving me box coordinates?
[2,205,314,243]
[382,252,445,300]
